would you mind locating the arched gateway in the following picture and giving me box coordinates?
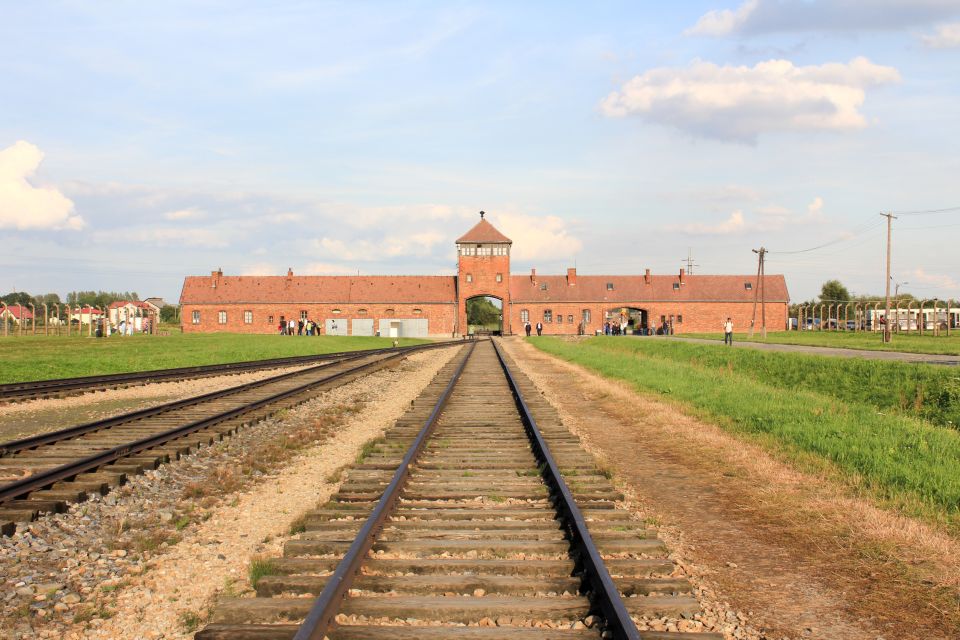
[180,212,790,336]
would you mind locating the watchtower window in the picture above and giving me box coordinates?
[466,274,473,283]
[606,282,614,291]
[496,273,503,283]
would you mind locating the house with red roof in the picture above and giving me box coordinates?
[179,213,789,336]
[0,304,34,324]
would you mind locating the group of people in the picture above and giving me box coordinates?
[94,318,148,337]
[278,318,324,336]
[523,321,543,336]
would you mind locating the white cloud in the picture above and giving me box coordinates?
[241,262,279,276]
[0,141,84,230]
[666,196,826,235]
[314,230,447,262]
[600,57,900,143]
[93,226,229,248]
[303,262,355,275]
[911,268,959,291]
[686,0,759,36]
[340,204,467,230]
[922,22,960,48]
[670,210,747,235]
[164,207,204,220]
[687,1,960,37]
[492,213,582,261]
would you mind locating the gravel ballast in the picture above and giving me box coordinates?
[0,347,459,640]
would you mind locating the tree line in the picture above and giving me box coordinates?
[2,290,178,323]
[1,290,140,309]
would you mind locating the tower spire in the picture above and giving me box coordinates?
[479,210,485,220]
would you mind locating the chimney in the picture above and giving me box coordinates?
[287,268,294,277]
[679,268,685,285]
[211,268,222,288]
[644,268,651,285]
[566,267,577,286]
[530,268,537,284]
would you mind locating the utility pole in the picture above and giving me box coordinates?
[881,213,896,343]
[748,247,766,338]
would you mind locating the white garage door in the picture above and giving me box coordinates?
[325,319,348,336]
[352,318,375,336]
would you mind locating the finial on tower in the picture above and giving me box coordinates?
[479,210,485,220]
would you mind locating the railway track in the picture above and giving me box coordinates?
[198,339,721,640]
[0,345,432,404]
[0,342,457,537]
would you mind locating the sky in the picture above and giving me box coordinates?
[1,0,959,303]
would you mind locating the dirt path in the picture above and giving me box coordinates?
[501,337,960,640]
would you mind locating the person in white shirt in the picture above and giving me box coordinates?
[723,318,734,345]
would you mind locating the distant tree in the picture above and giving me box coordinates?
[820,280,851,303]
[467,297,501,327]
[1,291,32,306]
[159,305,178,323]
[66,290,139,308]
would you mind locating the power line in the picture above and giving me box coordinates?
[889,205,960,216]
[767,217,885,255]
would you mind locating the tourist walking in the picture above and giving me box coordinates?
[524,321,531,336]
[535,321,543,336]
[724,317,734,345]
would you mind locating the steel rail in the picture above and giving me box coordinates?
[0,343,454,401]
[293,340,477,640]
[0,342,458,504]
[0,343,452,456]
[491,338,641,640]
[0,352,368,456]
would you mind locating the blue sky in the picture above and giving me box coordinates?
[1,1,959,303]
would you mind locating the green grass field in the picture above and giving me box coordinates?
[530,336,960,530]
[0,333,429,384]
[682,330,960,355]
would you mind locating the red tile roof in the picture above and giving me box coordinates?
[2,304,34,319]
[456,218,512,244]
[510,274,789,304]
[180,275,458,305]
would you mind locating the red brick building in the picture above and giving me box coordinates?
[179,214,789,336]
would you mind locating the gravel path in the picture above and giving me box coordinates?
[0,347,459,640]
[0,365,315,443]
[667,336,960,365]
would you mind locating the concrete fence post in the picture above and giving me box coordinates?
[29,303,36,335]
[918,299,929,337]
[1,302,7,337]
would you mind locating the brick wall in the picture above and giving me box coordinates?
[180,302,457,336]
[509,301,788,335]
